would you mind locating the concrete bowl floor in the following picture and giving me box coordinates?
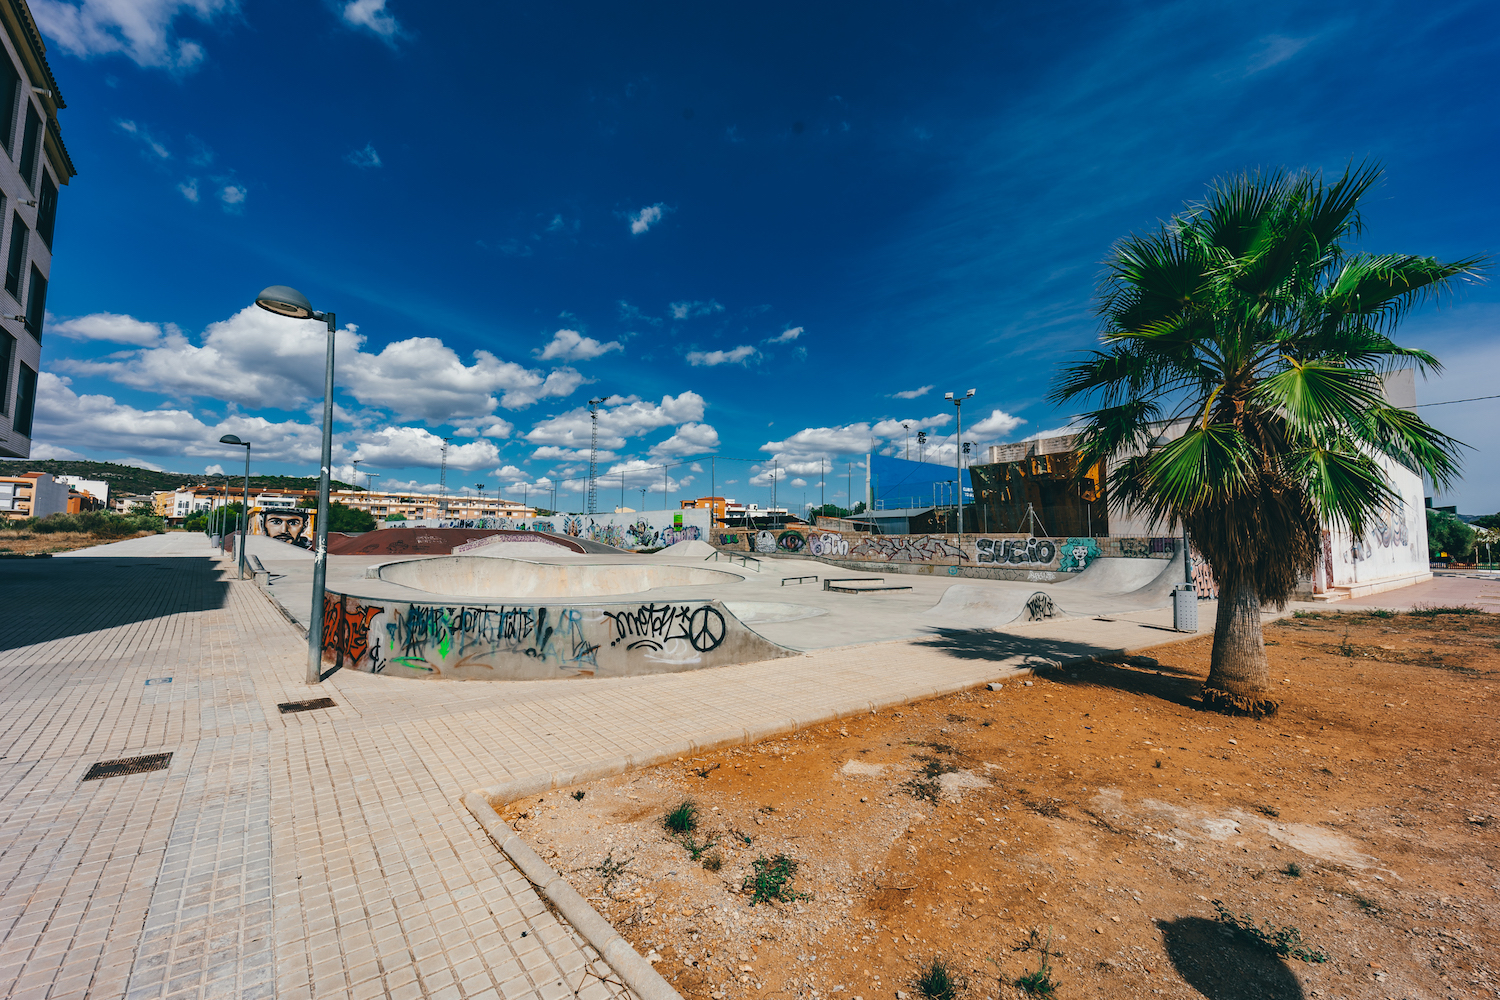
[257,548,1190,652]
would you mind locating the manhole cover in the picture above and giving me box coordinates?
[83,752,173,781]
[278,697,337,714]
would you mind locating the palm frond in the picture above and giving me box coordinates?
[1361,406,1468,492]
[1251,360,1386,440]
[1283,447,1396,536]
[1324,252,1491,329]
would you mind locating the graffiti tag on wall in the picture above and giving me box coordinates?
[1056,537,1100,573]
[850,534,965,563]
[974,537,1057,566]
[321,593,745,678]
[808,532,849,557]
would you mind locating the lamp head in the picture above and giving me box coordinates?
[255,285,316,320]
[219,434,244,446]
[967,388,976,398]
[944,391,954,400]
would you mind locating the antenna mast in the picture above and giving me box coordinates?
[586,398,604,514]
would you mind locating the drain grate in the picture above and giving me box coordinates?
[83,752,173,781]
[278,697,337,714]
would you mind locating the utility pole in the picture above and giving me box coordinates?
[439,436,451,516]
[903,423,910,461]
[352,458,361,490]
[586,398,604,514]
[663,463,668,511]
[917,431,926,464]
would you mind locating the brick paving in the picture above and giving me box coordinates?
[2,532,1224,1000]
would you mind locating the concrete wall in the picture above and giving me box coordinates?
[29,473,69,518]
[557,509,712,550]
[1319,455,1429,594]
[320,590,795,680]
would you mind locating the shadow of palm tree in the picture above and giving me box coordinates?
[1157,917,1305,999]
[912,627,1209,709]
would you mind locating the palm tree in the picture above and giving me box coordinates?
[1053,164,1486,716]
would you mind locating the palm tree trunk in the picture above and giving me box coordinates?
[1202,577,1280,717]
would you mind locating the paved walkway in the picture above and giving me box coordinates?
[8,532,1462,1000]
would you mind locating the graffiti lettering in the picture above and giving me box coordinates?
[850,535,965,563]
[322,595,384,670]
[755,530,778,554]
[600,603,726,652]
[1117,537,1150,559]
[974,537,1056,566]
[1024,591,1056,621]
[807,532,850,558]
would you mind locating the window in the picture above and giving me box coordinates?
[4,214,25,299]
[25,265,45,339]
[36,174,56,248]
[18,104,40,190]
[13,361,35,436]
[0,61,17,156]
[0,330,12,415]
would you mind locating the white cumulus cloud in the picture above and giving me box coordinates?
[49,312,174,346]
[353,426,499,471]
[56,305,588,423]
[891,385,934,400]
[177,178,199,202]
[767,326,802,344]
[526,392,706,451]
[648,422,719,459]
[342,0,401,37]
[219,184,246,209]
[968,409,1026,438]
[34,2,231,70]
[536,328,623,362]
[669,300,724,320]
[629,203,666,235]
[685,345,757,367]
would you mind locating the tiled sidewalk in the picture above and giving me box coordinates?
[2,534,1207,1000]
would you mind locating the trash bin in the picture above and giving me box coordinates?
[1173,584,1198,632]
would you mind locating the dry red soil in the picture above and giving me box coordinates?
[506,609,1498,1000]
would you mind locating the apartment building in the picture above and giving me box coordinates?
[0,0,75,459]
[332,488,533,522]
[0,469,65,519]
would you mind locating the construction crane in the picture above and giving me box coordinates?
[586,397,605,514]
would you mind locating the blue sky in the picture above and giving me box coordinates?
[24,0,1500,511]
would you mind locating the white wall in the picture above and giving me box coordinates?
[1324,455,1429,589]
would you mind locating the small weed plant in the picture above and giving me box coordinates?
[590,852,631,890]
[916,958,958,1000]
[1366,608,1394,619]
[1353,894,1383,915]
[743,853,807,905]
[1212,900,1328,962]
[1410,603,1482,617]
[663,801,698,834]
[701,850,724,872]
[1009,928,1060,997]
[571,790,585,801]
[1282,862,1302,877]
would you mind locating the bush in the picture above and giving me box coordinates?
[325,502,376,533]
[1427,509,1475,561]
[28,511,165,537]
[384,512,407,521]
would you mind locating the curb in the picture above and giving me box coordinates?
[460,663,1047,1000]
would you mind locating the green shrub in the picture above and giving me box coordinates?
[916,958,958,1000]
[663,801,698,834]
[30,511,164,537]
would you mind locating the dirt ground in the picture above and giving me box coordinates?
[505,608,1499,1000]
[0,530,152,555]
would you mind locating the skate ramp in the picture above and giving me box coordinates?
[922,553,1186,628]
[374,554,741,599]
[544,533,636,555]
[453,532,585,558]
[655,539,717,558]
[325,528,585,557]
[319,591,796,680]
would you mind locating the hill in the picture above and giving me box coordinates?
[0,459,357,495]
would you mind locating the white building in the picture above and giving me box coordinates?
[0,0,75,460]
[56,475,107,506]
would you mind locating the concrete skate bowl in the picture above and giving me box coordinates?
[327,529,586,557]
[319,590,795,681]
[373,554,741,599]
[922,553,1186,628]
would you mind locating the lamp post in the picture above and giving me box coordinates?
[219,435,251,580]
[917,431,926,464]
[944,389,976,566]
[254,284,337,686]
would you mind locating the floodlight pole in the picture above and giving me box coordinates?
[946,389,975,568]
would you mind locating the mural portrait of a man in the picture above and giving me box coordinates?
[259,509,311,548]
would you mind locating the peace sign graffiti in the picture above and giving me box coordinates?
[686,606,727,652]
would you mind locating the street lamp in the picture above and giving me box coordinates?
[944,389,976,566]
[255,284,337,685]
[916,431,927,463]
[219,435,251,581]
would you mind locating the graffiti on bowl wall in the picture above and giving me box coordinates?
[974,536,1057,566]
[807,532,849,557]
[1056,537,1100,573]
[850,534,964,563]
